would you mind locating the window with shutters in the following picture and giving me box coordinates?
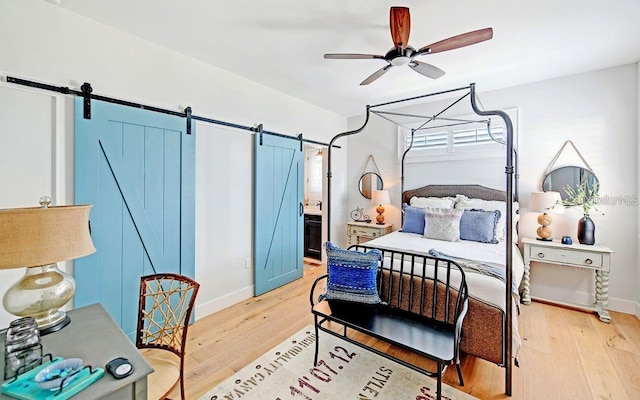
[397,108,518,163]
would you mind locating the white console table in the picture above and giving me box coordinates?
[521,236,614,323]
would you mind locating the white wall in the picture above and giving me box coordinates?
[0,1,347,327]
[346,64,638,314]
[637,61,640,318]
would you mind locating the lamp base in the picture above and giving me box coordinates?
[375,205,385,225]
[3,263,75,335]
[536,237,553,241]
[39,314,71,336]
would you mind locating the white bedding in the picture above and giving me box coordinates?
[364,230,524,311]
[364,230,525,358]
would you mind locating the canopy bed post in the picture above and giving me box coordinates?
[326,107,371,242]
[470,82,515,396]
[400,128,415,227]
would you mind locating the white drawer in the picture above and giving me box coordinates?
[530,245,603,268]
[350,226,380,238]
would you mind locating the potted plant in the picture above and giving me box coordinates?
[563,182,602,245]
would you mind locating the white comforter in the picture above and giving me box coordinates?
[364,231,524,311]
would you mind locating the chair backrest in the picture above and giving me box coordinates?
[136,273,200,357]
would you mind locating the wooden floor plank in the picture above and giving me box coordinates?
[543,305,592,399]
[166,265,640,399]
[569,307,629,399]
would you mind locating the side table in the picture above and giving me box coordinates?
[346,222,393,246]
[1,303,153,399]
[521,236,614,323]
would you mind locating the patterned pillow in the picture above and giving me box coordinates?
[423,207,464,242]
[459,209,501,243]
[455,196,520,242]
[324,242,382,304]
[401,204,425,234]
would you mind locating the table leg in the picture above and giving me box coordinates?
[595,270,611,323]
[522,261,531,305]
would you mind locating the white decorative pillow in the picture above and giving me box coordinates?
[454,195,519,242]
[423,207,464,242]
[410,196,456,209]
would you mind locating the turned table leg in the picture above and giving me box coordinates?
[595,270,611,323]
[522,261,531,305]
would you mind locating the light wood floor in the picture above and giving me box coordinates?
[177,264,640,399]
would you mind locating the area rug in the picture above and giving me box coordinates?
[200,326,477,400]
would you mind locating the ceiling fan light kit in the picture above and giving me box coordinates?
[324,6,493,85]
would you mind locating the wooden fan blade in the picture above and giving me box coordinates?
[390,7,410,50]
[409,61,446,79]
[418,27,493,54]
[324,53,385,60]
[360,65,392,85]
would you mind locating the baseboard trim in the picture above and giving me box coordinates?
[529,285,637,315]
[194,285,254,320]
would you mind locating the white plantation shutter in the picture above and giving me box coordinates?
[453,125,504,147]
[397,108,517,163]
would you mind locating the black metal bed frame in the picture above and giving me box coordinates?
[310,244,469,400]
[324,83,517,395]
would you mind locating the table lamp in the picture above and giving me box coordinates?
[0,197,95,334]
[529,191,564,241]
[371,190,391,225]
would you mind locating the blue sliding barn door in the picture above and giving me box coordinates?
[74,98,195,340]
[254,134,304,295]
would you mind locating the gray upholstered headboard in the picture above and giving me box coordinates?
[402,184,507,204]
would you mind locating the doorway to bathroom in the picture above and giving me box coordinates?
[303,146,324,262]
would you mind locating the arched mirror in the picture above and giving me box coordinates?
[358,172,383,199]
[542,166,599,203]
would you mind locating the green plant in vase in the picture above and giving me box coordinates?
[563,182,602,245]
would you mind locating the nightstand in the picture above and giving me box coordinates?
[521,236,614,323]
[346,222,393,245]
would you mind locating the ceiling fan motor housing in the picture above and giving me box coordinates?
[386,46,418,66]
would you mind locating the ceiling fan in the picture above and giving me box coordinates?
[324,7,493,85]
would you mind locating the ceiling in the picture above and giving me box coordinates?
[55,0,640,117]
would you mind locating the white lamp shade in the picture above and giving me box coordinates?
[371,190,391,206]
[529,191,564,214]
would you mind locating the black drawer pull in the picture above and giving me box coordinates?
[585,258,593,265]
[373,233,377,237]
[538,253,545,258]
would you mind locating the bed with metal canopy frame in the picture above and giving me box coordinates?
[324,83,519,396]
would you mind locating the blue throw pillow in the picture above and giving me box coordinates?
[324,242,382,304]
[401,204,426,234]
[459,209,501,244]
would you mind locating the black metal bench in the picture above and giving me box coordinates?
[310,245,469,400]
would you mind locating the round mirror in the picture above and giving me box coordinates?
[542,166,599,203]
[358,172,383,199]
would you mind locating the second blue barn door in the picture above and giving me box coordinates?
[254,134,304,295]
[74,98,195,340]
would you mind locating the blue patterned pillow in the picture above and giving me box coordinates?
[401,204,426,234]
[459,209,501,244]
[324,242,382,304]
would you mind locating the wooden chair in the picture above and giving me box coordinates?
[136,273,200,400]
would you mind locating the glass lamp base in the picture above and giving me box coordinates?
[2,263,76,335]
